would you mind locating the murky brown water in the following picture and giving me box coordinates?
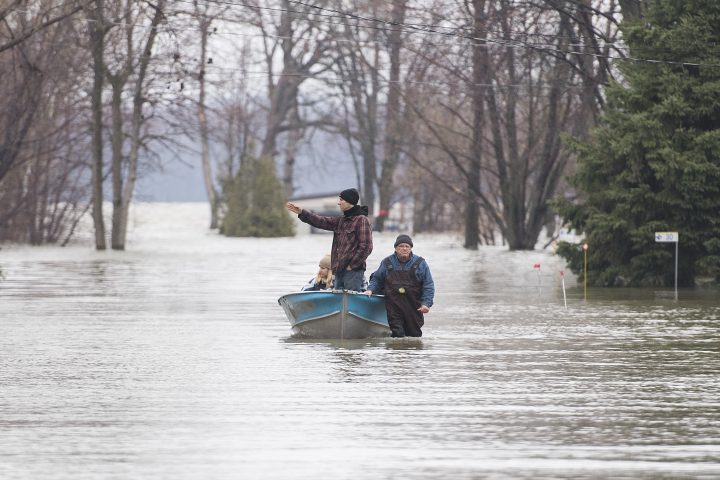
[1,203,718,479]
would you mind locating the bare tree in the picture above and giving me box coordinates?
[0,2,54,183]
[330,0,425,220]
[103,0,166,250]
[252,0,335,195]
[0,0,635,249]
[0,43,42,184]
[189,0,227,229]
[0,1,91,244]
[84,0,110,249]
[375,0,407,230]
[208,51,260,184]
[333,1,383,212]
[396,0,620,249]
[0,1,84,54]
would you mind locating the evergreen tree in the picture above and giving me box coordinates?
[556,0,720,287]
[220,156,295,237]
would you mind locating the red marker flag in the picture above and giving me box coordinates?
[533,263,541,268]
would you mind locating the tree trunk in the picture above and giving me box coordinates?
[283,102,303,198]
[362,42,380,215]
[376,0,406,231]
[196,14,219,228]
[336,32,380,215]
[618,0,643,20]
[261,1,299,159]
[465,0,487,249]
[114,0,165,249]
[109,77,125,250]
[87,0,107,250]
[257,0,330,193]
[516,9,573,250]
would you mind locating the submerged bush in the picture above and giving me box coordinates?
[220,155,295,237]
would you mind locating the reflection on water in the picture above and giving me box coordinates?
[0,203,718,480]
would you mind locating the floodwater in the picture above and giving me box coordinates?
[1,203,718,480]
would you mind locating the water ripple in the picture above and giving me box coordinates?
[1,204,718,479]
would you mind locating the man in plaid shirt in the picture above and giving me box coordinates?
[287,188,373,291]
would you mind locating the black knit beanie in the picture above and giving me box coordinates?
[339,188,360,205]
[394,234,413,247]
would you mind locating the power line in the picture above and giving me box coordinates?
[8,5,560,52]
[183,0,720,67]
[5,5,613,93]
[8,1,719,67]
[164,66,596,98]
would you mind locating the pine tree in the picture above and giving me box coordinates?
[556,0,720,287]
[220,156,295,237]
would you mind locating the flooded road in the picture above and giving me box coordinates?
[1,203,718,479]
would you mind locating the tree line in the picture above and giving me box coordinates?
[556,0,720,287]
[2,0,717,286]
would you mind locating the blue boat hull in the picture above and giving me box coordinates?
[278,291,391,339]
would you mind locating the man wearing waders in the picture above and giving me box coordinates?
[365,235,435,337]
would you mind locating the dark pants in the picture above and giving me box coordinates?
[334,269,365,291]
[385,269,424,337]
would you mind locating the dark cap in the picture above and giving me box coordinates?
[394,234,413,248]
[339,188,359,205]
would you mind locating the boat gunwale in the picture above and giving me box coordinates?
[278,290,385,299]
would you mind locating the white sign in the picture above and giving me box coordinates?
[655,231,678,242]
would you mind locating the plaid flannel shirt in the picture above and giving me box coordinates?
[298,208,373,273]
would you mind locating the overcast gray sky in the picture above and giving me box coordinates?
[135,132,360,202]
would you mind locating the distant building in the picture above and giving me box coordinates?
[288,191,413,234]
[288,192,340,235]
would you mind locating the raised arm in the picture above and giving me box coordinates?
[298,209,341,231]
